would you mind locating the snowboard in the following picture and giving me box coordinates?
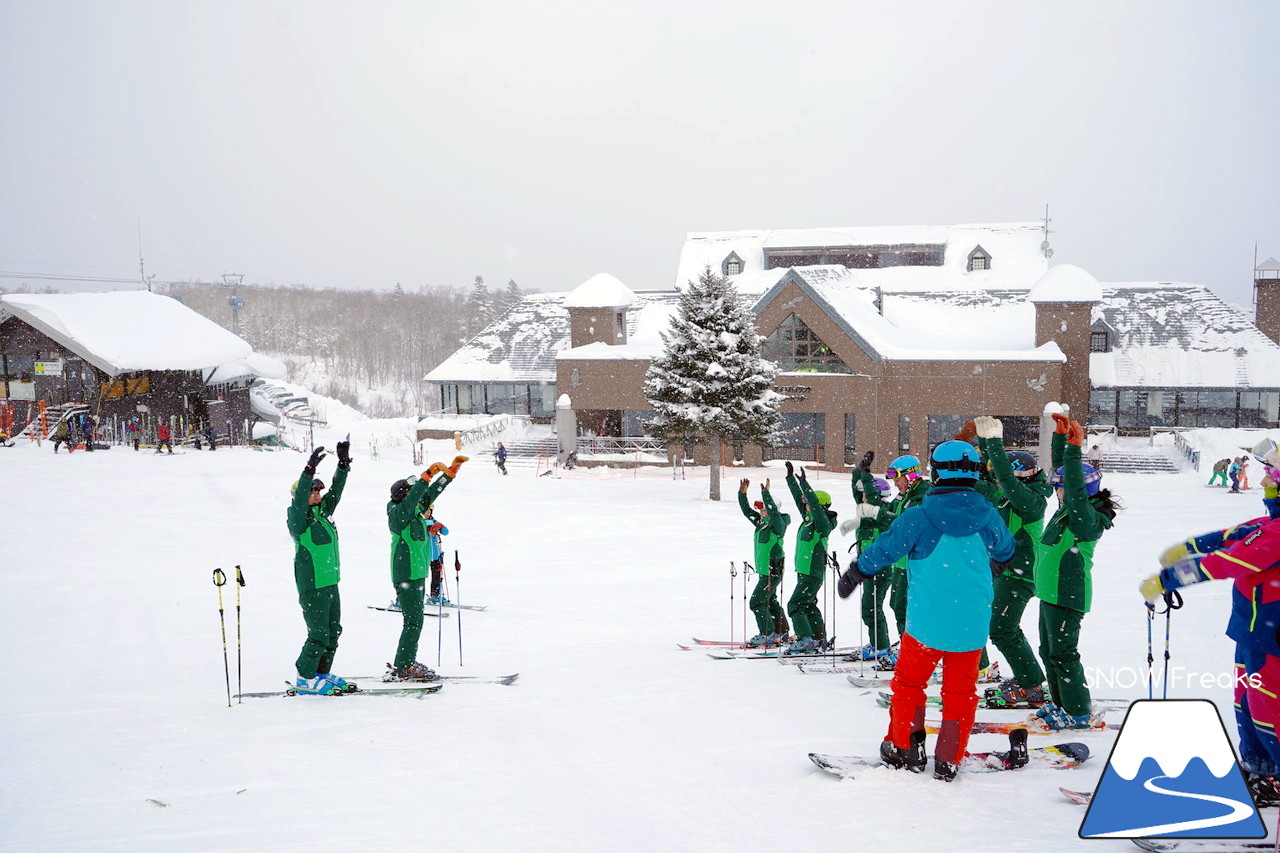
[1060,787,1092,804]
[1130,832,1277,852]
[809,741,1088,779]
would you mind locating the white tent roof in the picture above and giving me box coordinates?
[0,290,277,378]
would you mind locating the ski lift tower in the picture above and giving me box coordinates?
[223,273,245,337]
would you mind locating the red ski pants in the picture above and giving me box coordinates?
[886,633,983,764]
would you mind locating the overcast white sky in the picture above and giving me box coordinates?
[1,1,1277,308]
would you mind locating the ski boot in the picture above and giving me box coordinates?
[814,637,837,653]
[1028,702,1103,732]
[385,661,439,682]
[879,730,927,773]
[976,661,1002,684]
[852,644,890,661]
[872,643,900,671]
[294,675,339,695]
[983,679,1047,709]
[746,633,773,648]
[1246,772,1280,808]
[386,599,402,612]
[319,672,359,694]
[784,637,818,655]
[933,758,959,782]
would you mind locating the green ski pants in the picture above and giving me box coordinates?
[859,565,897,650]
[1038,601,1091,716]
[393,578,426,669]
[788,572,826,641]
[296,585,342,678]
[989,575,1044,688]
[749,572,786,636]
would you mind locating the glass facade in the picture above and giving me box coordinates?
[766,412,825,460]
[762,314,851,374]
[1089,388,1280,430]
[438,382,556,418]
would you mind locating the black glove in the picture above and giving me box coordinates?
[785,461,795,478]
[336,440,351,469]
[837,560,871,599]
[990,557,1013,578]
[859,450,875,473]
[304,446,326,473]
[798,466,807,482]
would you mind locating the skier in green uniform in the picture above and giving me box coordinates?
[973,416,1053,706]
[841,451,898,660]
[1029,412,1121,731]
[287,441,353,695]
[738,477,791,646]
[386,455,469,680]
[875,454,930,668]
[783,461,837,654]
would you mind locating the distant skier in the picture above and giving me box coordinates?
[495,442,508,475]
[738,477,790,646]
[1028,413,1120,731]
[837,440,1014,782]
[423,502,450,605]
[287,441,354,695]
[51,419,72,453]
[782,461,836,654]
[385,454,467,681]
[1208,457,1230,488]
[156,422,173,454]
[1230,458,1243,493]
[1140,511,1280,806]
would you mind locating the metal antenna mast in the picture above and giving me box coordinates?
[1040,204,1054,260]
[223,273,245,337]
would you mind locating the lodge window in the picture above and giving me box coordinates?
[1091,331,1109,353]
[761,314,851,374]
[967,245,991,272]
[722,252,744,276]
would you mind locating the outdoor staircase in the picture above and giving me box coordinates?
[13,402,88,439]
[1097,448,1181,474]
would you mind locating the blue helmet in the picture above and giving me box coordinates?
[886,455,922,481]
[930,440,983,482]
[1054,463,1102,496]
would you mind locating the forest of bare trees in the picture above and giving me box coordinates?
[2,276,529,417]
[167,278,527,417]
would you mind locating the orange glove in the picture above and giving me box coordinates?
[445,455,470,478]
[1051,413,1070,435]
[1067,420,1085,447]
[422,462,446,480]
[955,419,978,444]
[428,522,444,535]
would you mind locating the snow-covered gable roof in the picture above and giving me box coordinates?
[0,290,261,377]
[677,222,1049,293]
[1028,264,1103,303]
[754,268,1064,363]
[557,293,681,362]
[561,273,638,308]
[1091,282,1280,388]
[427,291,683,379]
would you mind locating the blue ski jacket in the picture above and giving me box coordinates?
[857,486,1015,652]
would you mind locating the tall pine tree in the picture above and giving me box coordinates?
[463,275,493,341]
[644,266,783,500]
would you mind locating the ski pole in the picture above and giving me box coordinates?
[213,569,231,707]
[1161,589,1183,700]
[1152,596,1162,696]
[235,565,245,704]
[455,550,464,666]
[436,563,444,668]
[732,558,742,645]
[742,560,748,643]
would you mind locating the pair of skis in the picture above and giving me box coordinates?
[236,671,519,699]
[809,729,1090,779]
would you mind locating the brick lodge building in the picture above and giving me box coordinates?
[425,223,1280,468]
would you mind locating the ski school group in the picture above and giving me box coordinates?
[712,410,1280,793]
[278,439,485,698]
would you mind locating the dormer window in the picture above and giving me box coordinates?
[967,245,992,272]
[721,251,744,277]
[1090,330,1109,353]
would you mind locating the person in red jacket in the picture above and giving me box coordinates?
[1141,515,1280,804]
[156,423,173,454]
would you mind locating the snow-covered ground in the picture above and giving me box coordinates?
[1,424,1272,852]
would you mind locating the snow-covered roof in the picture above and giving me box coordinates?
[1258,257,1280,273]
[1091,282,1280,388]
[753,268,1064,363]
[561,273,638,308]
[1028,264,1103,303]
[676,222,1049,293]
[0,290,272,378]
[205,352,287,384]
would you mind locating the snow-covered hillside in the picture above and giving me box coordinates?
[1,426,1273,851]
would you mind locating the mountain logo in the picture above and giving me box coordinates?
[1080,699,1266,839]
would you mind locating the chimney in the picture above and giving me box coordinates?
[1255,257,1280,346]
[1028,264,1103,423]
